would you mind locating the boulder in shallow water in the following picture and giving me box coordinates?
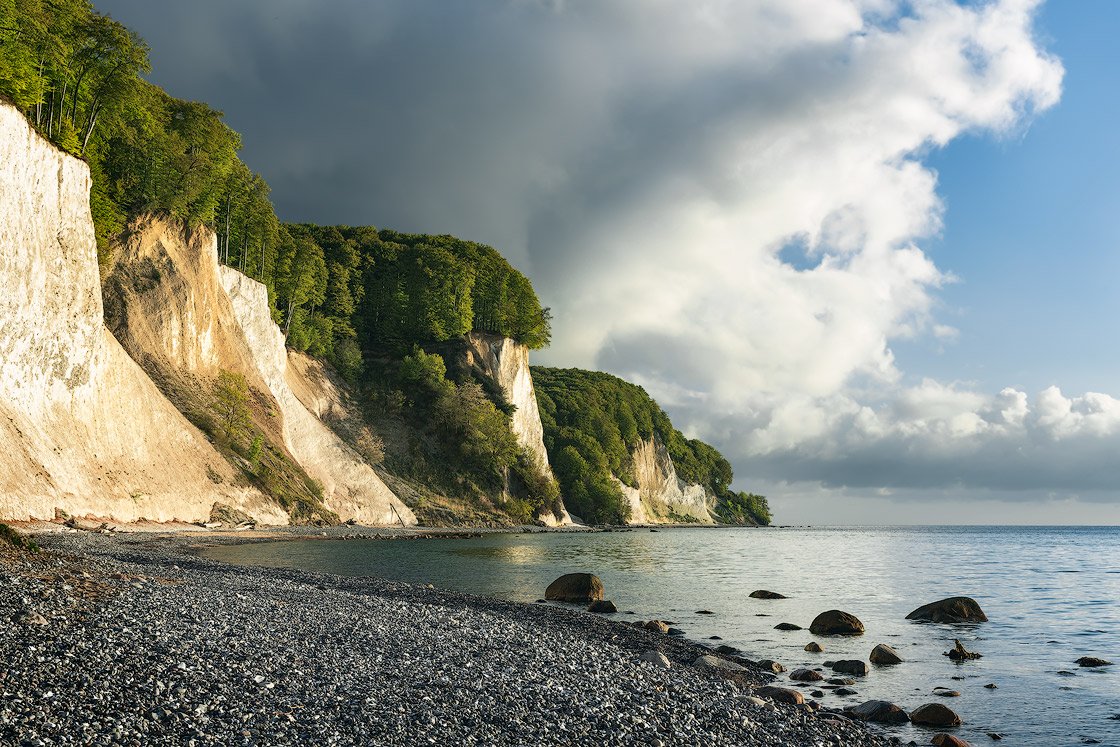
[944,640,982,660]
[809,610,864,636]
[755,686,804,705]
[932,734,972,747]
[870,643,903,665]
[750,590,788,599]
[906,596,987,624]
[757,659,785,673]
[831,660,870,676]
[847,700,910,724]
[587,599,617,613]
[911,702,962,727]
[643,620,670,634]
[693,655,747,673]
[774,622,802,631]
[1076,657,1113,668]
[789,668,824,682]
[805,642,824,653]
[545,573,604,604]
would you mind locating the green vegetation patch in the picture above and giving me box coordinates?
[0,523,39,553]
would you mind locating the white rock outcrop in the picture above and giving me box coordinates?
[620,437,715,525]
[0,102,282,523]
[220,267,416,526]
[463,332,571,525]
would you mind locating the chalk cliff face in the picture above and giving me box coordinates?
[0,103,282,523]
[220,267,416,526]
[462,332,570,525]
[617,437,715,525]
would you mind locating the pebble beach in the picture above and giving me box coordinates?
[0,530,899,746]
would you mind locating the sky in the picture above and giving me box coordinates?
[94,0,1120,525]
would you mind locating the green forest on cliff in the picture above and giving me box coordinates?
[1,0,767,526]
[534,368,771,525]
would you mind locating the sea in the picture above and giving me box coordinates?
[204,526,1120,746]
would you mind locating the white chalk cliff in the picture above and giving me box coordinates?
[220,267,416,526]
[463,332,571,525]
[0,102,283,523]
[616,437,715,525]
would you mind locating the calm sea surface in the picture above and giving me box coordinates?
[204,526,1120,746]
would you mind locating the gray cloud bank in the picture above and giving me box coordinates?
[95,0,1117,519]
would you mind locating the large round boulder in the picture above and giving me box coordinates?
[587,599,617,613]
[870,643,903,665]
[789,668,824,682]
[809,610,865,636]
[545,573,604,604]
[911,702,962,727]
[847,700,909,724]
[906,597,987,624]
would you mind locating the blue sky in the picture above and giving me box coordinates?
[901,1,1120,397]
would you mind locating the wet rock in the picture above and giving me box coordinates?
[811,689,825,698]
[757,659,785,673]
[906,597,987,624]
[789,668,824,682]
[643,620,670,634]
[809,610,864,636]
[1075,657,1113,668]
[666,627,685,636]
[827,678,856,686]
[835,687,858,696]
[805,642,824,653]
[932,734,972,747]
[587,599,617,613]
[749,590,788,599]
[638,651,671,669]
[847,700,910,724]
[911,702,962,727]
[774,622,802,631]
[545,573,604,604]
[755,686,804,705]
[983,683,998,689]
[715,644,741,655]
[696,610,714,615]
[933,688,961,697]
[944,640,982,660]
[987,733,1004,740]
[831,660,870,676]
[869,643,902,665]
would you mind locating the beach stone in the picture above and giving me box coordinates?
[774,622,802,631]
[715,645,741,655]
[848,700,910,724]
[935,689,961,697]
[932,734,971,747]
[696,610,714,615]
[983,683,998,689]
[1076,657,1113,667]
[667,627,685,636]
[805,642,824,653]
[827,678,855,685]
[757,659,785,673]
[789,668,824,682]
[638,651,671,669]
[643,620,670,634]
[906,597,987,623]
[750,590,788,599]
[545,573,604,604]
[911,702,962,727]
[693,655,746,673]
[870,643,902,665]
[811,689,824,698]
[587,599,617,613]
[755,686,804,705]
[832,660,870,676]
[835,687,858,696]
[810,610,864,636]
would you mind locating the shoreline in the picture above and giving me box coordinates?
[0,530,896,746]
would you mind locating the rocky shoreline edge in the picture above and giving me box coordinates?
[1,529,899,746]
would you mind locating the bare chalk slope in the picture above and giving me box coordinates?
[0,103,281,523]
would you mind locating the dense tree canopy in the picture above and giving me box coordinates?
[533,367,769,525]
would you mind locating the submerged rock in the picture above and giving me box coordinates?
[545,573,604,604]
[749,590,788,599]
[789,668,824,682]
[1076,657,1113,668]
[932,734,972,747]
[869,643,902,666]
[847,700,910,724]
[911,702,962,727]
[831,660,870,676]
[774,622,802,631]
[809,610,864,636]
[906,597,987,624]
[944,640,982,661]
